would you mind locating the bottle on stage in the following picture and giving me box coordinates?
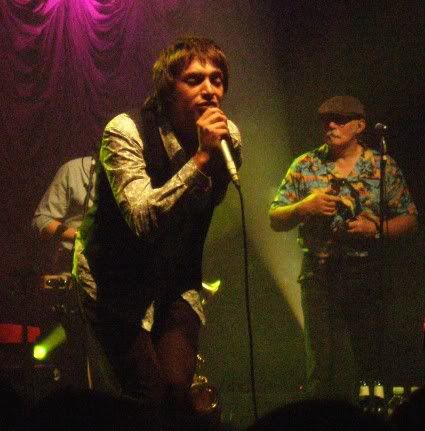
[387,386,406,417]
[358,381,371,413]
[373,381,386,416]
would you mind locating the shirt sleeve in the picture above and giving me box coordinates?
[270,159,303,210]
[384,155,418,217]
[100,113,219,242]
[229,119,242,169]
[32,163,71,233]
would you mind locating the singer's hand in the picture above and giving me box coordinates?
[196,107,229,154]
[193,107,229,173]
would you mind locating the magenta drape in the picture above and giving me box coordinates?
[0,0,178,275]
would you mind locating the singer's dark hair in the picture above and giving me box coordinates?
[151,35,229,116]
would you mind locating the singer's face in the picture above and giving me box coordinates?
[171,59,225,137]
[321,115,366,148]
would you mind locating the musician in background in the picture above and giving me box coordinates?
[269,96,417,401]
[33,156,96,274]
[32,156,96,389]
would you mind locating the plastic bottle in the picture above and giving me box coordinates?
[410,386,420,394]
[358,381,371,413]
[387,386,406,417]
[373,381,386,416]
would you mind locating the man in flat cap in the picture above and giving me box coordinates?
[269,96,417,401]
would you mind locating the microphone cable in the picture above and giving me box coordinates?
[234,180,258,421]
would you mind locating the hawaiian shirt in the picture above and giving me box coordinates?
[271,144,417,257]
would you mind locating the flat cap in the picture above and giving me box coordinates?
[318,96,365,118]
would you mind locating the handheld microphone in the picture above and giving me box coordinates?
[220,138,240,187]
[375,123,388,155]
[374,123,388,133]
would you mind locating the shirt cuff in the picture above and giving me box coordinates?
[179,158,212,192]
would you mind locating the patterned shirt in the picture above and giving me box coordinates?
[271,144,417,257]
[73,110,241,331]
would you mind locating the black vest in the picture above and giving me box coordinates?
[80,108,212,323]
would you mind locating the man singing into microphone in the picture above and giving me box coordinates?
[73,36,241,425]
[269,96,417,401]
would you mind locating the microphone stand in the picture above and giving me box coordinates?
[375,123,388,384]
[378,132,387,243]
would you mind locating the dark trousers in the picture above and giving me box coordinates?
[300,254,384,402]
[80,294,201,425]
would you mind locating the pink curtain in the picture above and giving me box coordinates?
[0,0,178,276]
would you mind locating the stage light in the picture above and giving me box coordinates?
[202,279,221,294]
[32,325,67,361]
[33,345,47,360]
[202,279,221,305]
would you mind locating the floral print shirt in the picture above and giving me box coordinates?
[271,144,417,257]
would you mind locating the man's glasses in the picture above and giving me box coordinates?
[320,114,362,125]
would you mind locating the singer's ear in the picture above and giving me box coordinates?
[356,118,366,134]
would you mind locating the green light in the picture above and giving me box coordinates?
[32,325,67,361]
[202,279,221,294]
[33,345,47,360]
[201,279,221,305]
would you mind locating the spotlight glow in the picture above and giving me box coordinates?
[32,325,67,361]
[33,345,47,360]
[202,279,221,305]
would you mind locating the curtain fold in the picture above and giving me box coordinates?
[0,0,177,275]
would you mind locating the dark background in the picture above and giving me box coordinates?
[1,0,424,427]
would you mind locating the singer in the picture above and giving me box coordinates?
[72,36,241,426]
[269,96,417,402]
